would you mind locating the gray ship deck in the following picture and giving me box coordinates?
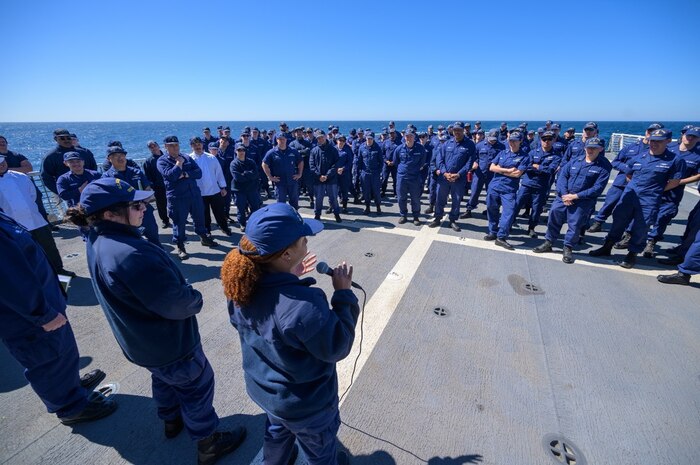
[2,180,699,465]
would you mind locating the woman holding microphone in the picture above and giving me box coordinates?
[222,203,359,465]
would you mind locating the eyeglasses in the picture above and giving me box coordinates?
[583,128,595,132]
[128,201,147,210]
[541,137,554,142]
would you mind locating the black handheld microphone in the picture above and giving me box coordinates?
[316,261,363,290]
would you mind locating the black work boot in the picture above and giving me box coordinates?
[459,209,472,219]
[363,204,370,214]
[643,240,656,258]
[532,240,553,253]
[587,221,602,233]
[614,232,632,249]
[619,251,637,269]
[424,204,434,214]
[342,201,348,214]
[562,246,574,264]
[589,240,614,257]
[334,213,342,223]
[657,271,691,285]
[164,416,184,439]
[197,427,247,465]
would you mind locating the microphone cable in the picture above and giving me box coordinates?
[337,284,429,463]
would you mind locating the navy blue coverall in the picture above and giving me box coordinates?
[435,137,477,222]
[262,147,303,209]
[393,142,426,219]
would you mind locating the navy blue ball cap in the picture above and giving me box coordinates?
[537,127,545,134]
[438,133,448,141]
[685,127,700,137]
[508,132,523,141]
[545,120,553,125]
[63,151,82,161]
[349,129,357,135]
[280,121,288,127]
[53,128,71,137]
[566,127,575,133]
[190,136,203,145]
[106,146,127,156]
[501,122,507,127]
[208,141,220,149]
[487,129,499,141]
[357,128,365,133]
[223,126,231,131]
[243,203,323,256]
[584,122,598,129]
[437,125,445,130]
[476,129,485,135]
[648,129,671,140]
[314,129,326,138]
[163,135,179,144]
[541,131,555,138]
[551,123,561,130]
[366,131,375,139]
[681,124,693,133]
[275,132,287,140]
[203,127,210,131]
[240,131,251,137]
[647,122,664,131]
[453,122,465,129]
[518,123,527,129]
[405,129,416,136]
[475,121,482,125]
[80,178,153,215]
[252,127,259,132]
[235,143,246,151]
[585,137,605,148]
[337,134,347,141]
[527,130,535,135]
[107,140,123,148]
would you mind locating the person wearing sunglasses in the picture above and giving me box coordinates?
[40,128,98,196]
[65,177,247,463]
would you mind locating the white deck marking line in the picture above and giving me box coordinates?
[249,223,437,465]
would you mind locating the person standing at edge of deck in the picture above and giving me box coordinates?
[143,141,171,229]
[393,129,426,225]
[483,131,530,250]
[0,155,76,276]
[262,133,304,210]
[222,202,358,465]
[56,151,101,240]
[589,129,684,269]
[65,178,247,465]
[429,122,477,232]
[157,135,218,261]
[0,210,116,426]
[41,129,97,196]
[533,138,612,263]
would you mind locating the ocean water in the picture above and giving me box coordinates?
[1,120,698,169]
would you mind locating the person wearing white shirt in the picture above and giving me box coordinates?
[188,137,231,236]
[0,155,75,276]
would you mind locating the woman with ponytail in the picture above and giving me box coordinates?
[222,203,359,465]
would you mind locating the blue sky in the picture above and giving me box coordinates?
[2,0,699,122]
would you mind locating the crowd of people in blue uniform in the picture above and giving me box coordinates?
[1,119,700,465]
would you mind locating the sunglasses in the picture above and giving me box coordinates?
[584,128,595,132]
[57,136,72,141]
[128,201,147,210]
[541,137,554,142]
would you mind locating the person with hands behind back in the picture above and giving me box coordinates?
[222,202,359,465]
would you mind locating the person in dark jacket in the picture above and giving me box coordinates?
[309,130,342,223]
[0,211,116,426]
[335,134,355,213]
[65,178,246,465]
[41,128,97,195]
[157,136,217,260]
[230,144,261,231]
[222,202,358,465]
[142,141,170,228]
